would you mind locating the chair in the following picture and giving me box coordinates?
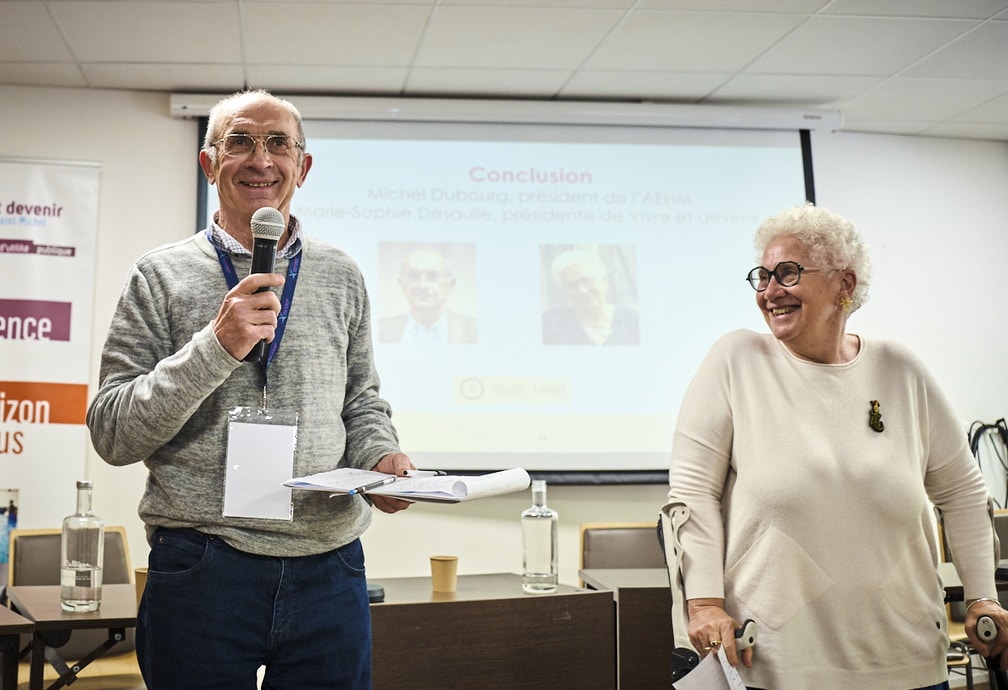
[6,527,136,662]
[579,521,666,586]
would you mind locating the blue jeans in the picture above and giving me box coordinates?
[136,528,371,689]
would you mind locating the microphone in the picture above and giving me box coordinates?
[244,206,285,363]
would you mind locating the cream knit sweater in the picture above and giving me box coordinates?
[669,329,994,689]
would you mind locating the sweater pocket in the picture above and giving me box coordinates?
[880,533,943,627]
[725,525,834,630]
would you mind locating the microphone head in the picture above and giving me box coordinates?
[250,207,284,242]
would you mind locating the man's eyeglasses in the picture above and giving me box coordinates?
[402,269,450,284]
[211,133,304,157]
[746,261,829,291]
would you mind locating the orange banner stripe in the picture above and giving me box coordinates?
[0,381,88,425]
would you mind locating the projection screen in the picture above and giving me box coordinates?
[187,97,821,482]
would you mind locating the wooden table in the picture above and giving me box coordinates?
[5,584,136,690]
[368,572,615,689]
[10,574,617,689]
[0,604,34,690]
[579,568,672,690]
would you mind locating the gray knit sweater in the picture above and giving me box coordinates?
[87,227,400,556]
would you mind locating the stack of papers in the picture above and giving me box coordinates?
[673,648,747,690]
[285,467,531,503]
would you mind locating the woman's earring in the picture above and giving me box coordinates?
[839,296,854,313]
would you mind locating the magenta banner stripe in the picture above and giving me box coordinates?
[0,298,72,341]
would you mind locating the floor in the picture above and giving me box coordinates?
[17,653,145,689]
[14,652,991,689]
[16,656,269,689]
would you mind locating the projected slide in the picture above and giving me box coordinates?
[205,121,808,475]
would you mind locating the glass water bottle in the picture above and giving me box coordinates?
[61,480,104,612]
[521,480,558,594]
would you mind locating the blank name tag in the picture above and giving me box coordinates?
[222,407,297,521]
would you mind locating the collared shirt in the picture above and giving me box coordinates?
[210,213,303,259]
[400,313,450,344]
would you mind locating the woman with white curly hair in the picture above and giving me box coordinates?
[667,203,1007,689]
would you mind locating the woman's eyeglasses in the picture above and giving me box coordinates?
[746,261,830,291]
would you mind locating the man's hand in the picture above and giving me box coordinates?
[369,452,415,514]
[212,273,286,361]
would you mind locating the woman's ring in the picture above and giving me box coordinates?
[710,639,721,647]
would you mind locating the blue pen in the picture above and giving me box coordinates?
[347,476,396,496]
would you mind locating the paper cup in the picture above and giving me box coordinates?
[430,555,458,593]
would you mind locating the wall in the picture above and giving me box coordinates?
[0,86,194,564]
[812,130,1008,424]
[1,84,1005,587]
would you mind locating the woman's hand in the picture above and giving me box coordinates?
[966,598,1008,666]
[687,598,754,668]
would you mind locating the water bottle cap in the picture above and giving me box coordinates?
[76,480,93,489]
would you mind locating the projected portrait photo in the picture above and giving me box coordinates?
[377,242,478,345]
[540,244,640,346]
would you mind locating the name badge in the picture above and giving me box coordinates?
[222,406,298,521]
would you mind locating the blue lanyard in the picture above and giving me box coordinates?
[205,227,301,373]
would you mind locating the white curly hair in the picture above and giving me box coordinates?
[753,203,871,313]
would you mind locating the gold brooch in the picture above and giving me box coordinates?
[869,400,885,433]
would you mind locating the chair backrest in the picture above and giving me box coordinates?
[580,522,666,571]
[993,510,1008,560]
[7,526,135,659]
[8,526,132,586]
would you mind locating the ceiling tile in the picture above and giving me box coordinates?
[709,74,881,106]
[923,121,1008,140]
[747,15,978,75]
[560,70,731,100]
[48,1,241,63]
[406,68,573,97]
[843,117,946,137]
[841,77,1008,122]
[0,2,75,62]
[442,0,635,7]
[264,0,432,4]
[0,0,1004,140]
[0,62,85,88]
[78,63,246,92]
[903,20,1008,80]
[244,3,432,66]
[636,0,829,10]
[246,65,410,94]
[416,6,624,69]
[953,90,1008,122]
[584,11,806,72]
[823,0,1008,19]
